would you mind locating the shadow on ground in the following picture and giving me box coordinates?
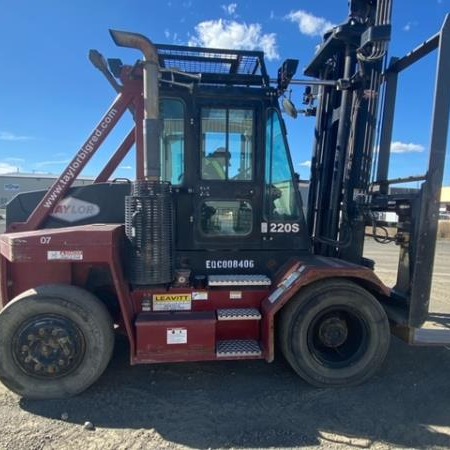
[21,335,450,449]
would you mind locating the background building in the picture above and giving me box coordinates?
[440,187,450,218]
[0,173,92,208]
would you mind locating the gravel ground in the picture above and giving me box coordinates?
[2,335,450,450]
[1,215,450,449]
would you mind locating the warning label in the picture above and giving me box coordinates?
[47,250,83,261]
[167,328,187,344]
[153,293,192,311]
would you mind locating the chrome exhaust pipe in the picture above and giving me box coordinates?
[109,29,160,180]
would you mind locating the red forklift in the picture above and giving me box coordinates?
[1,0,449,398]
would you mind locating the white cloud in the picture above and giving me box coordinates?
[391,141,425,153]
[300,160,312,168]
[0,162,20,174]
[286,10,335,37]
[119,165,133,170]
[189,19,279,60]
[0,131,32,141]
[222,3,237,16]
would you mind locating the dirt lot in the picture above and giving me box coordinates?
[0,214,450,449]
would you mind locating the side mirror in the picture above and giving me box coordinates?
[277,59,299,92]
[282,98,298,119]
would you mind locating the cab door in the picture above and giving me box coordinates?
[192,104,263,250]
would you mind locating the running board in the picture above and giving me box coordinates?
[216,339,262,358]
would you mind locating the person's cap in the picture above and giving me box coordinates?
[212,147,231,158]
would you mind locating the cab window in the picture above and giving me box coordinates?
[161,99,185,185]
[201,108,254,181]
[200,200,252,235]
[265,109,300,220]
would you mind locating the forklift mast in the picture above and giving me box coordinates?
[306,0,450,329]
[306,0,393,261]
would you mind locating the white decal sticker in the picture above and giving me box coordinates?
[153,293,192,311]
[47,250,83,261]
[230,291,242,299]
[167,328,187,344]
[269,223,300,233]
[206,259,255,269]
[141,298,151,312]
[261,222,268,233]
[268,287,283,303]
[192,291,208,301]
[51,197,100,223]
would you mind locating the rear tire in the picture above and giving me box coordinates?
[0,284,114,399]
[279,279,390,387]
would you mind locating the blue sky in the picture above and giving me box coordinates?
[0,0,449,186]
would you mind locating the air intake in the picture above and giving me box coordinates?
[125,180,173,285]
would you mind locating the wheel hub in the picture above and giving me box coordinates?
[13,315,85,379]
[318,316,348,348]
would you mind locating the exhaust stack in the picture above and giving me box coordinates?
[110,30,174,285]
[109,29,160,180]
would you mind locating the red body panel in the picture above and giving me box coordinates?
[0,225,137,356]
[135,312,216,363]
[8,263,71,299]
[0,225,118,264]
[0,228,390,366]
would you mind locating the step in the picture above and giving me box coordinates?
[216,339,262,357]
[217,308,261,321]
[208,274,271,287]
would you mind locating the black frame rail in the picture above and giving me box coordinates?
[376,15,450,327]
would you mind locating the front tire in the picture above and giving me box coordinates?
[279,279,390,387]
[0,284,114,399]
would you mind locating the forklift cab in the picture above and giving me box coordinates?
[154,45,309,275]
[3,43,310,280]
